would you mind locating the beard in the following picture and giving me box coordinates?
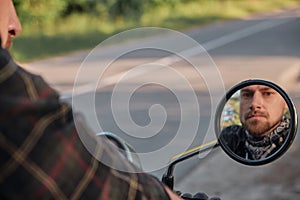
[244,118,271,136]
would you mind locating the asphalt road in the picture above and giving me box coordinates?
[24,6,300,199]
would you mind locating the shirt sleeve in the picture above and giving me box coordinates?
[0,48,171,200]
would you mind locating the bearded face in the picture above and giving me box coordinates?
[243,113,273,136]
[239,85,286,137]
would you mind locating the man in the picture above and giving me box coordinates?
[221,84,290,160]
[0,0,185,199]
[1,1,222,200]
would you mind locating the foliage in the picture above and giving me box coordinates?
[13,0,67,28]
[221,95,242,129]
[13,0,300,31]
[11,0,300,61]
[13,0,176,25]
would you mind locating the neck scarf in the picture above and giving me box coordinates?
[244,117,290,160]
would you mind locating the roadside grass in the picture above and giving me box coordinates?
[11,0,300,62]
[12,31,109,61]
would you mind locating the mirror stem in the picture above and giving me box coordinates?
[162,141,220,190]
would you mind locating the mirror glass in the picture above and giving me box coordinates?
[215,80,297,165]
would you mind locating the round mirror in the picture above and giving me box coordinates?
[215,79,298,165]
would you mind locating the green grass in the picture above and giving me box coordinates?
[11,0,300,62]
[12,31,109,61]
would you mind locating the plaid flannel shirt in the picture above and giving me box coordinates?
[0,48,170,200]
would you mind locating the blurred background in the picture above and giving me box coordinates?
[11,0,300,61]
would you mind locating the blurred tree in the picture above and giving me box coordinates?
[110,0,143,20]
[13,0,181,30]
[109,0,179,20]
[63,0,101,16]
[14,0,67,28]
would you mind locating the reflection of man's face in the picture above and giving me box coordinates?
[239,85,287,137]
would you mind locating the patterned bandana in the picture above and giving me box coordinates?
[244,117,290,160]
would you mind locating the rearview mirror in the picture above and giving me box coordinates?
[215,79,297,165]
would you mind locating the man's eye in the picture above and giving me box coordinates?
[263,92,274,96]
[242,92,251,98]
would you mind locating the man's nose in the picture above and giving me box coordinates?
[9,2,22,37]
[250,92,262,110]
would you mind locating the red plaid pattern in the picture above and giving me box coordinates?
[0,49,170,200]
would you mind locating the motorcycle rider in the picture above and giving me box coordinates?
[221,84,290,160]
[0,0,180,199]
[0,1,221,199]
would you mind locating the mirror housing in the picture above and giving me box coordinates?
[215,79,298,165]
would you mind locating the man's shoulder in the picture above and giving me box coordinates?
[220,124,247,144]
[221,124,244,136]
